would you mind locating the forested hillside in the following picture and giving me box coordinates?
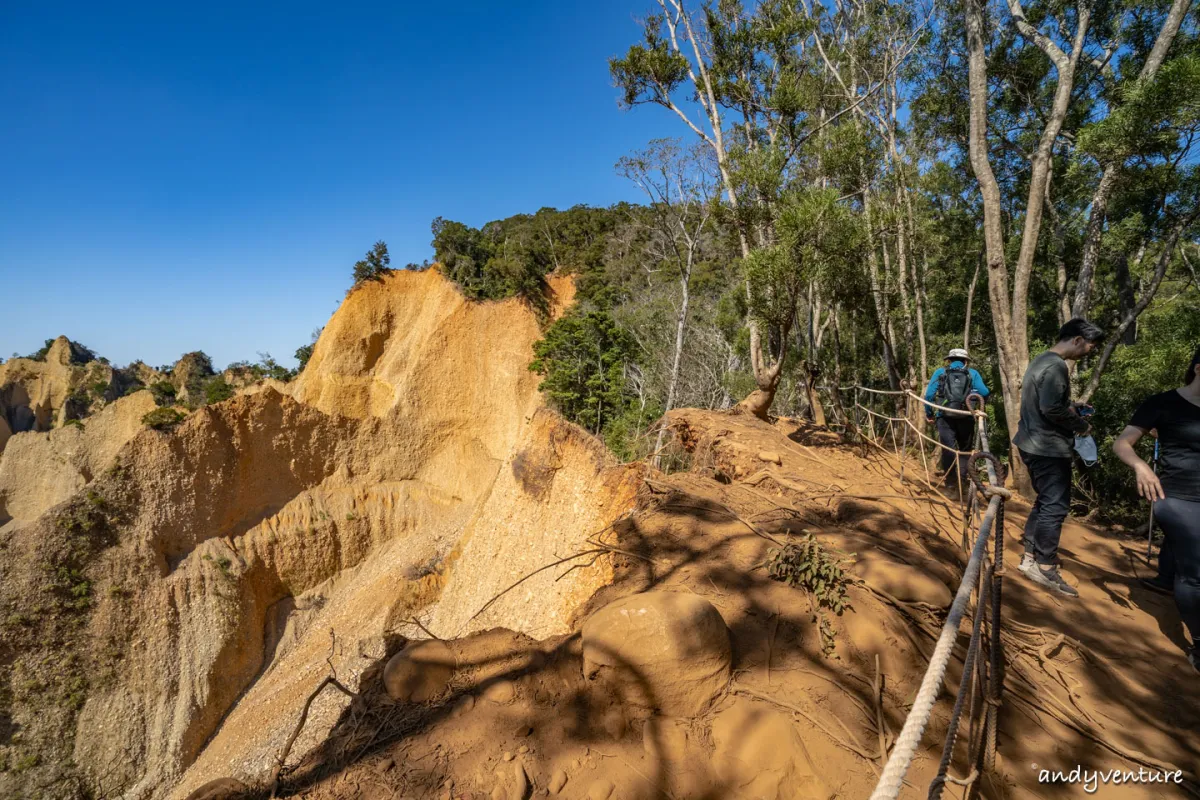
[419,0,1198,519]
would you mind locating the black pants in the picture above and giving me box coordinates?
[936,416,975,484]
[1156,534,1176,584]
[1019,450,1072,566]
[1153,497,1200,647]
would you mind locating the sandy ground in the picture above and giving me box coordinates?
[243,409,1196,800]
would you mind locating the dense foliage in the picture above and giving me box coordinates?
[351,241,392,286]
[528,309,642,451]
[429,206,633,312]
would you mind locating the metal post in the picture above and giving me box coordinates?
[1147,438,1160,563]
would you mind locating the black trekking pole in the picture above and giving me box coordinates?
[1147,438,1160,564]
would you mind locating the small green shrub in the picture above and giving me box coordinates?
[5,612,32,629]
[352,240,392,286]
[89,381,109,396]
[142,407,186,430]
[767,534,854,657]
[11,752,39,773]
[149,381,177,406]
[203,553,236,587]
[56,490,109,535]
[202,377,234,405]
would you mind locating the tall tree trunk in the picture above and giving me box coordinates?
[804,282,828,426]
[967,0,1030,494]
[653,278,692,462]
[1113,252,1138,345]
[1072,168,1119,319]
[653,3,781,417]
[1045,170,1073,326]
[885,224,917,384]
[1004,0,1090,361]
[864,186,903,390]
[890,107,929,383]
[830,306,848,425]
[964,252,983,349]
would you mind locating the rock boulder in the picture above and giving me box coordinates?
[581,591,731,717]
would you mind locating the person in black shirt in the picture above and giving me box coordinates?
[1013,318,1105,598]
[1114,347,1200,673]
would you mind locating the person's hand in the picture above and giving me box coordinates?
[926,416,935,426]
[1134,462,1165,502]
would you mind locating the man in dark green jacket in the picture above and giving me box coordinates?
[1013,318,1105,598]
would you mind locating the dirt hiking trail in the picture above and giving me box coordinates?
[240,409,1199,800]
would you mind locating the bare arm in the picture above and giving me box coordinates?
[1112,426,1164,501]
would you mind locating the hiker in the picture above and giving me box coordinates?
[923,348,990,488]
[1013,318,1105,598]
[1113,347,1200,672]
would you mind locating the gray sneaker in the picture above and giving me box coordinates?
[1018,553,1036,576]
[1025,564,1079,598]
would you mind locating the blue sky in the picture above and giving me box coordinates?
[0,1,674,368]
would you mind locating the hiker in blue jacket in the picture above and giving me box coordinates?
[923,348,991,488]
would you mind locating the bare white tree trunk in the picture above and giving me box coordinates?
[967,0,1030,493]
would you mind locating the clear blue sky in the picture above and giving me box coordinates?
[0,1,674,368]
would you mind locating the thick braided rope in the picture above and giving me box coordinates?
[868,491,1003,800]
[984,488,1007,772]
[927,563,988,800]
[969,450,1007,781]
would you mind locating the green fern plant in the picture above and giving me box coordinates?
[766,534,854,657]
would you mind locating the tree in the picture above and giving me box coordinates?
[352,240,391,286]
[958,0,1199,492]
[294,327,323,373]
[618,138,718,459]
[529,310,639,435]
[431,215,553,304]
[612,0,901,418]
[1071,0,1196,320]
[743,187,865,420]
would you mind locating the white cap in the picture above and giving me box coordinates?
[947,348,970,361]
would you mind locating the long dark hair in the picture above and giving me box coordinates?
[1187,347,1200,386]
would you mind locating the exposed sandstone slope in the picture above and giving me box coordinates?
[0,337,104,445]
[428,408,642,641]
[0,336,178,458]
[1,270,634,800]
[0,390,158,525]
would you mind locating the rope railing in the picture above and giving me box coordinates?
[837,384,1008,800]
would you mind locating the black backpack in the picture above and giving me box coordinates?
[938,364,972,410]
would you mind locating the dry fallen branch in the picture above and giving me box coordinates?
[656,499,785,546]
[470,549,609,622]
[470,516,654,622]
[873,654,892,767]
[398,616,442,641]
[271,674,357,796]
